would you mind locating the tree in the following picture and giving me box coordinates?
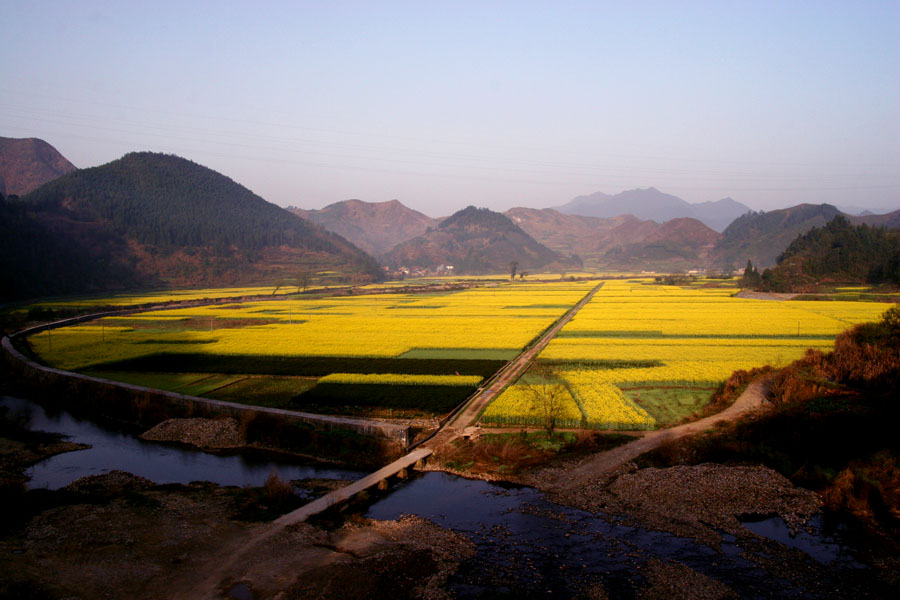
[296,270,311,292]
[522,363,569,434]
[509,261,518,280]
[741,259,761,288]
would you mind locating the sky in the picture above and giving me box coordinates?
[2,1,899,217]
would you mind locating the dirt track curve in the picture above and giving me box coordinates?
[548,379,771,493]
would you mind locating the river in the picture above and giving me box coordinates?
[3,394,874,598]
[1,395,366,491]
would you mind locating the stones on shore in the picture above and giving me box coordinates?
[140,417,244,449]
[62,470,155,495]
[559,462,823,545]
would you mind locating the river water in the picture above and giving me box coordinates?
[4,395,874,598]
[364,471,866,598]
[1,396,365,490]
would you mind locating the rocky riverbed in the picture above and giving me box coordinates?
[555,462,823,546]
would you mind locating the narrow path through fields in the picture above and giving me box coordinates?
[425,280,605,449]
[547,379,771,494]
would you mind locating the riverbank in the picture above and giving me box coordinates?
[1,468,475,600]
[2,396,897,598]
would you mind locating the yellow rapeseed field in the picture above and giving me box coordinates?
[481,384,583,428]
[518,279,890,428]
[561,371,655,429]
[28,278,892,430]
[29,281,597,371]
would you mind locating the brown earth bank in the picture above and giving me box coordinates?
[0,470,474,600]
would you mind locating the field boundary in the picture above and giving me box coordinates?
[422,280,606,448]
[2,302,417,447]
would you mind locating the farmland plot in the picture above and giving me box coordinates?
[27,281,595,418]
[523,279,887,429]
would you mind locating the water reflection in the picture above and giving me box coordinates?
[2,396,365,490]
[366,471,866,598]
[741,515,865,567]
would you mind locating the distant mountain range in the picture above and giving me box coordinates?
[0,136,76,197]
[1,150,380,300]
[2,136,899,300]
[555,187,753,232]
[506,208,718,271]
[382,206,578,274]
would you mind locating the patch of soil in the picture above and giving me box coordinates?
[140,416,243,449]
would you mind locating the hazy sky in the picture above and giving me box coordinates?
[2,1,898,216]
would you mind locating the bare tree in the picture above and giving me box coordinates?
[509,261,518,280]
[522,362,569,434]
[297,271,311,293]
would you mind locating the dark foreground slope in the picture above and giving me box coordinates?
[642,305,900,537]
[2,153,380,300]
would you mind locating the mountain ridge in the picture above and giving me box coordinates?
[507,207,719,271]
[382,205,578,274]
[1,152,381,300]
[289,198,439,256]
[556,187,752,232]
[0,136,76,197]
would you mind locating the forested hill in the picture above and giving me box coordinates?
[759,215,900,291]
[712,203,844,268]
[25,152,371,254]
[2,153,381,300]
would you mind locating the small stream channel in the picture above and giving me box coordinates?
[4,395,874,598]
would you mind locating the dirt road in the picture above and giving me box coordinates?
[548,379,771,493]
[425,281,604,450]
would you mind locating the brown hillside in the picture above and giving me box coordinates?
[383,206,577,274]
[0,136,77,196]
[289,199,439,256]
[506,208,719,270]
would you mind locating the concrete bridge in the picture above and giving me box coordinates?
[273,447,433,527]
